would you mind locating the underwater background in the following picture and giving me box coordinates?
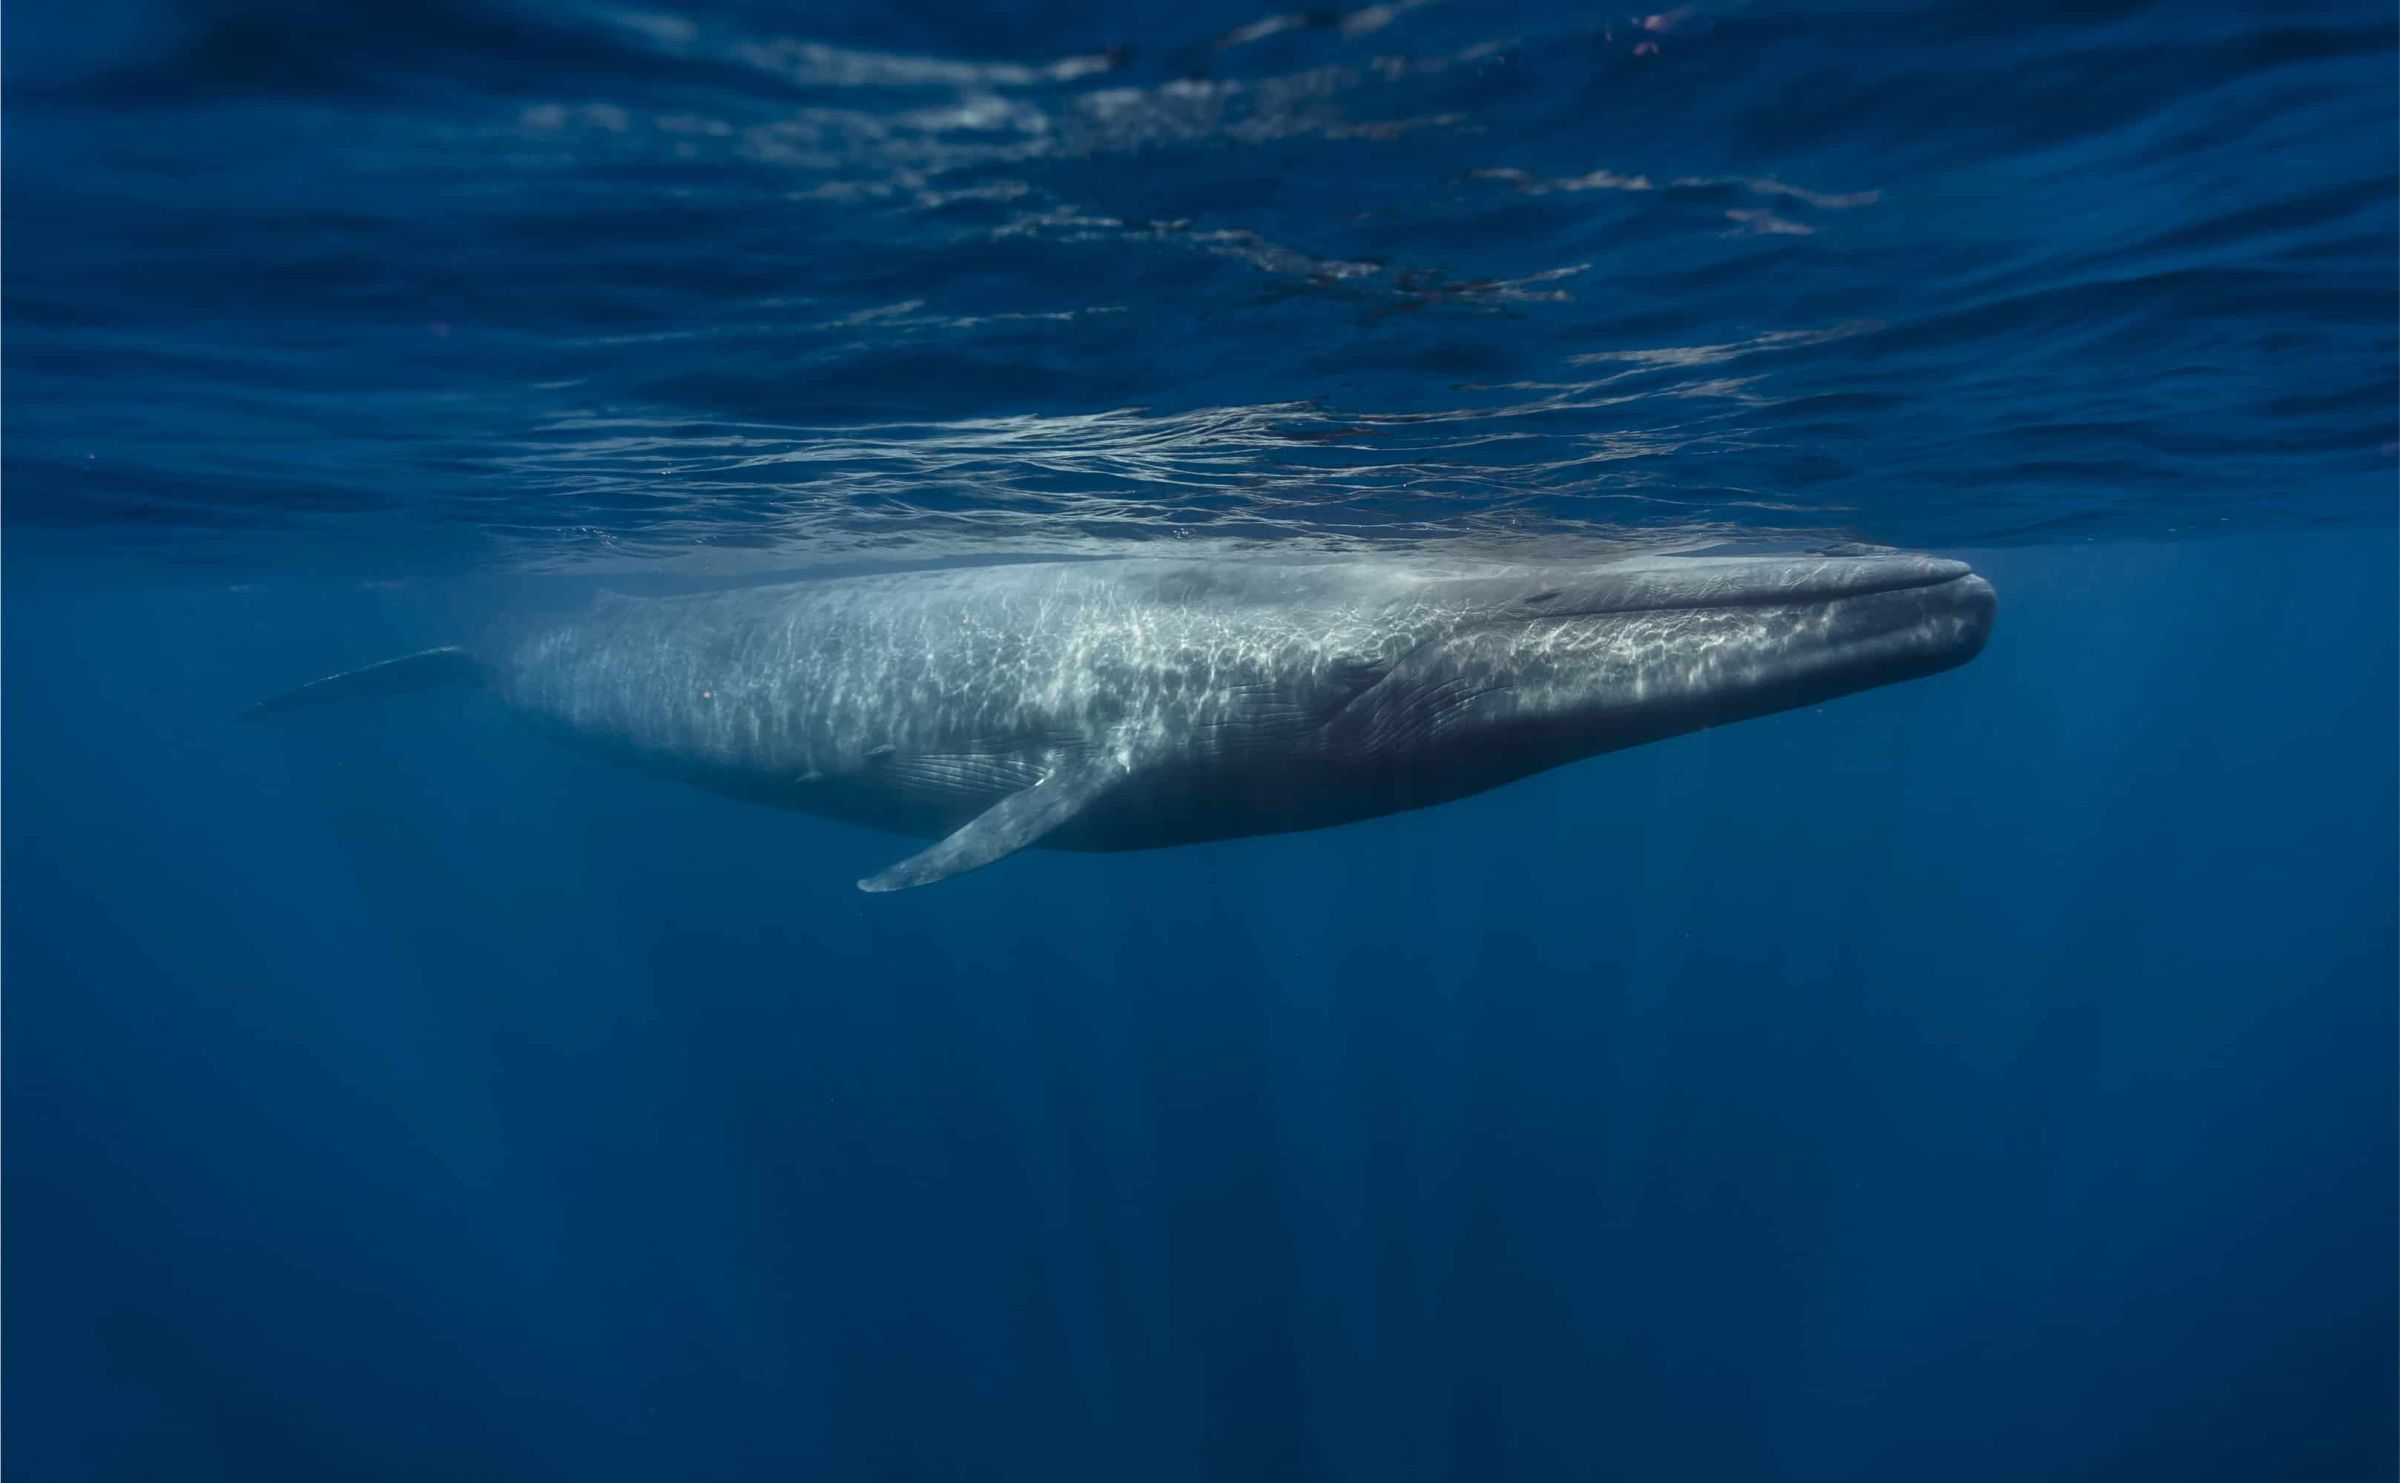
[6,0,2396,1478]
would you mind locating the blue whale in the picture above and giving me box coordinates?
[252,549,1996,890]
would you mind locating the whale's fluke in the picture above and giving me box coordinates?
[858,751,1132,892]
[244,646,483,720]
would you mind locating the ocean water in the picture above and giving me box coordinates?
[5,1,2395,1479]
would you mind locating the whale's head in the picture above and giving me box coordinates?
[1329,549,1995,781]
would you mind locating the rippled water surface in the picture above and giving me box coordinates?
[10,0,2394,569]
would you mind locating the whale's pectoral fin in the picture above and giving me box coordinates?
[858,753,1130,893]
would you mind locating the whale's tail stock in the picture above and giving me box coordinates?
[243,646,485,720]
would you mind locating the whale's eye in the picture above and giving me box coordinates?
[1525,589,1561,605]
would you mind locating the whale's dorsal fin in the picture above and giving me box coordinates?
[244,646,482,719]
[857,751,1131,893]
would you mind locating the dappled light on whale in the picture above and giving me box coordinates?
[252,548,1994,890]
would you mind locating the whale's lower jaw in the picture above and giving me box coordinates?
[1306,570,1997,797]
[1566,571,1999,737]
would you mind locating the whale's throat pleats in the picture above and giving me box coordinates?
[856,751,1134,892]
[860,749,1048,804]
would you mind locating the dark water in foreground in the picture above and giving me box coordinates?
[5,0,2397,1477]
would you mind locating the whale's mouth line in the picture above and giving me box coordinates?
[1497,565,1985,626]
[1370,575,1991,694]
[1598,569,1972,617]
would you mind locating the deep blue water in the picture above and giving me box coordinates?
[5,0,2396,1478]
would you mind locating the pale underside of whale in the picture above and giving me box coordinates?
[248,550,1997,891]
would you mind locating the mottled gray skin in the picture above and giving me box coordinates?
[470,550,1993,884]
